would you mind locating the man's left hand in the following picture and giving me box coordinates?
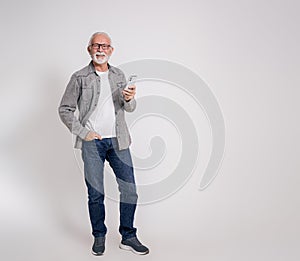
[122,85,136,101]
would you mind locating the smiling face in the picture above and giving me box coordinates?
[87,34,114,65]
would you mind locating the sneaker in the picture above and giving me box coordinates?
[92,236,105,256]
[119,237,149,255]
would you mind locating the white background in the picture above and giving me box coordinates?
[0,0,299,260]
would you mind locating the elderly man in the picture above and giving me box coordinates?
[58,32,149,256]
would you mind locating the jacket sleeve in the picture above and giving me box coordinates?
[123,98,137,112]
[58,74,90,140]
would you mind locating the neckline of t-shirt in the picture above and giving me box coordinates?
[96,70,109,76]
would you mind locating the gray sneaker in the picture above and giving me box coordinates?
[119,237,149,255]
[92,236,105,256]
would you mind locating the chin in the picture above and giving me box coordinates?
[95,57,109,64]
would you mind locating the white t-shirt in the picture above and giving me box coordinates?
[85,70,116,138]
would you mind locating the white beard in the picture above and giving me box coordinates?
[91,52,110,64]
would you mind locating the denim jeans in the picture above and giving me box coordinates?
[81,138,138,240]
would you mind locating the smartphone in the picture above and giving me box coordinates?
[124,74,137,90]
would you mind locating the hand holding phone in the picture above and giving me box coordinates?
[124,74,137,90]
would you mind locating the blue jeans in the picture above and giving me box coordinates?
[81,138,138,240]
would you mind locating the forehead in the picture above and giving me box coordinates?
[91,34,111,44]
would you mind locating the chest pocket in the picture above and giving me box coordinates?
[81,85,93,101]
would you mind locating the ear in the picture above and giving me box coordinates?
[110,46,114,55]
[87,45,91,54]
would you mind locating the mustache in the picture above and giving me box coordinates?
[94,52,107,57]
[91,51,110,64]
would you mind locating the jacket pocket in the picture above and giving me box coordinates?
[81,86,93,101]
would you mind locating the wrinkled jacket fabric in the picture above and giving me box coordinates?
[58,62,136,150]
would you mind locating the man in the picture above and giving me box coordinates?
[58,32,149,256]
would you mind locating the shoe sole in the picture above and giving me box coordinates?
[92,250,104,256]
[119,243,149,255]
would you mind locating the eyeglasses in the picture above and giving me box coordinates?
[90,43,111,50]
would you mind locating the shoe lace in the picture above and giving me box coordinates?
[129,237,142,246]
[95,237,105,245]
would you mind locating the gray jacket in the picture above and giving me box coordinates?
[58,62,136,150]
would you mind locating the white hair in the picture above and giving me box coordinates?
[88,32,112,46]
